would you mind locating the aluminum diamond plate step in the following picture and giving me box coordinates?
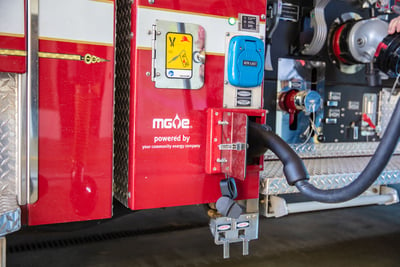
[260,155,400,195]
[0,73,21,236]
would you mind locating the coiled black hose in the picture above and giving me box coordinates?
[248,99,400,203]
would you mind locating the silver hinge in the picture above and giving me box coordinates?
[151,24,157,81]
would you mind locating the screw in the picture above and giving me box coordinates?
[226,33,230,37]
[146,72,151,77]
[213,167,217,171]
[156,72,161,77]
[214,138,218,142]
[224,80,228,85]
[157,31,161,35]
[215,112,219,116]
[227,138,230,142]
[261,14,266,20]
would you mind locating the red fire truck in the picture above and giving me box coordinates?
[2,0,400,264]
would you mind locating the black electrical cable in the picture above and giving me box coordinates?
[248,98,400,203]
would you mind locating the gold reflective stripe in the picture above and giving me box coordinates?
[39,52,108,64]
[39,52,81,61]
[0,49,26,56]
[0,49,109,64]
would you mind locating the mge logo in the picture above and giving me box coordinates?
[152,114,190,129]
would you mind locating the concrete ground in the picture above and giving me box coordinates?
[6,199,400,267]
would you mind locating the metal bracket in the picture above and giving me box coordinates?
[210,213,258,259]
[261,185,399,218]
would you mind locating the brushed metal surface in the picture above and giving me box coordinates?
[25,0,39,204]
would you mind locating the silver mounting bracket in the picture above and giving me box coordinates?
[210,213,258,259]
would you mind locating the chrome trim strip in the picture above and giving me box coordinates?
[17,74,26,205]
[26,0,39,204]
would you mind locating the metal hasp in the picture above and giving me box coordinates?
[210,199,259,259]
[206,108,266,180]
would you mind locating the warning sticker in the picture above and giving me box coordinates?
[166,32,193,79]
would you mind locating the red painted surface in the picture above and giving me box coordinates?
[205,108,266,178]
[0,35,26,73]
[128,0,266,209]
[138,0,266,18]
[28,39,114,225]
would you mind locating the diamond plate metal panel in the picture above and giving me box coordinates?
[113,0,131,207]
[0,72,21,235]
[260,155,400,195]
[264,142,400,160]
[378,88,400,138]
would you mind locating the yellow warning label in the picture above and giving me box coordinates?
[166,33,193,71]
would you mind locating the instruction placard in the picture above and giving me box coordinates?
[166,32,193,79]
